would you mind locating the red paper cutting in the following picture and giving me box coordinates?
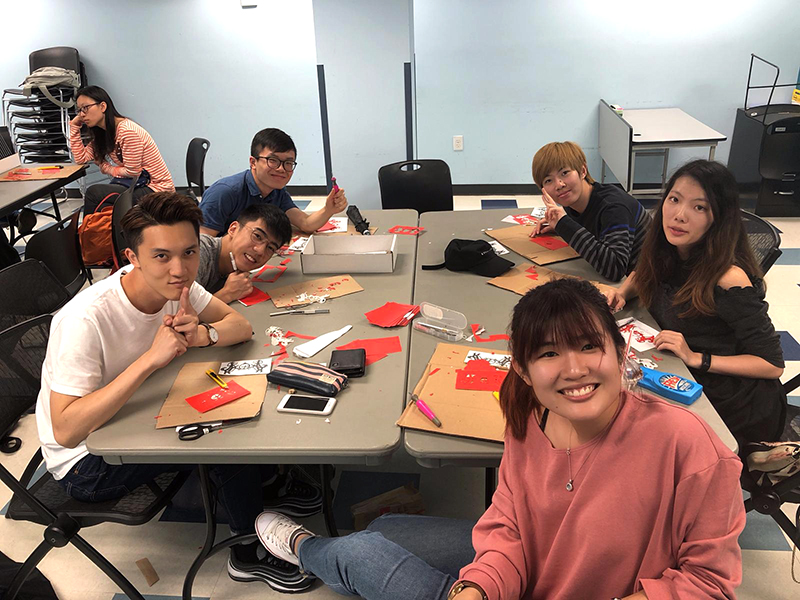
[336,336,402,366]
[429,368,440,376]
[530,234,569,250]
[286,330,316,340]
[280,258,292,266]
[317,220,337,232]
[510,214,538,226]
[365,302,420,328]
[253,265,287,283]
[185,380,251,413]
[238,287,271,306]
[470,323,510,343]
[455,359,507,391]
[388,225,425,236]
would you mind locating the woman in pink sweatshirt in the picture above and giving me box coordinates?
[253,278,746,600]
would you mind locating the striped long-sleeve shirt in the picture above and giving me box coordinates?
[69,118,174,192]
[554,182,651,282]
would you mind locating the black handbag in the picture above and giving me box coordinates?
[267,362,349,397]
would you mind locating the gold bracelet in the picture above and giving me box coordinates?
[447,581,488,600]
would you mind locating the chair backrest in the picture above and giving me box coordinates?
[0,260,68,333]
[186,137,210,201]
[29,47,80,74]
[378,159,453,213]
[740,209,782,274]
[0,126,14,157]
[25,211,87,298]
[0,314,52,439]
[111,185,136,268]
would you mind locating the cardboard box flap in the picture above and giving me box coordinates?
[155,361,266,429]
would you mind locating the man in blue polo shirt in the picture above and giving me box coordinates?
[199,128,347,236]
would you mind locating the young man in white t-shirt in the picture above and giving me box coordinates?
[35,192,312,592]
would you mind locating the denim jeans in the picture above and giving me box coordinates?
[298,514,476,600]
[58,454,269,534]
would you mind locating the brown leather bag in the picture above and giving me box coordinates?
[78,193,117,265]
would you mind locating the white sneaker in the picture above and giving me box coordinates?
[255,510,314,567]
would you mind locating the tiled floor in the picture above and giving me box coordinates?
[2,194,798,599]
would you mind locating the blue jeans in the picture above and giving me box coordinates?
[58,454,270,534]
[298,514,476,600]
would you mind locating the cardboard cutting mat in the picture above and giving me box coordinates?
[0,163,84,181]
[487,262,615,297]
[485,224,579,265]
[269,274,363,308]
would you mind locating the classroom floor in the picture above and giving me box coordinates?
[2,194,799,599]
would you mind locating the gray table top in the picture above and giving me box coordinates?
[0,164,86,217]
[86,209,418,466]
[623,108,727,145]
[405,210,737,467]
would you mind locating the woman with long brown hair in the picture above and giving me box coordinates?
[607,159,786,445]
[251,279,745,600]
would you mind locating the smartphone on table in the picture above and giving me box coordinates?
[277,394,337,416]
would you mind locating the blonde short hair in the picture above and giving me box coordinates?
[531,141,595,188]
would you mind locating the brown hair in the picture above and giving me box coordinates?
[499,278,625,441]
[121,192,203,252]
[531,141,596,189]
[636,160,762,317]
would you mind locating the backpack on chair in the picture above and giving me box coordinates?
[20,67,80,108]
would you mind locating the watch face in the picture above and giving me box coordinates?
[208,326,219,343]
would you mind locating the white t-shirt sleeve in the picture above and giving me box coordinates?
[189,281,213,314]
[48,315,105,398]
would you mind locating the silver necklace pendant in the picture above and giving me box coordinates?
[566,480,574,492]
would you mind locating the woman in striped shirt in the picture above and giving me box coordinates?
[70,86,174,215]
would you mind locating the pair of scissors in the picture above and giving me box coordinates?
[176,417,252,441]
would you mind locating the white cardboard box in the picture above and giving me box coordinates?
[301,234,397,274]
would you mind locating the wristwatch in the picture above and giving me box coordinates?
[447,581,488,600]
[698,352,712,373]
[199,322,219,346]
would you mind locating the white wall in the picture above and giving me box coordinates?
[1,0,325,187]
[413,0,800,185]
[313,0,411,208]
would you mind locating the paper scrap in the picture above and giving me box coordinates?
[530,207,546,219]
[289,237,310,252]
[185,380,251,413]
[464,350,512,369]
[617,318,660,352]
[487,240,509,255]
[135,558,159,587]
[219,358,272,376]
[252,264,287,283]
[238,287,271,306]
[317,217,348,233]
[501,214,538,226]
[455,359,508,391]
[388,225,425,235]
[470,323,510,343]
[293,325,353,358]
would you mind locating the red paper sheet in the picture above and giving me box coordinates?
[455,359,507,391]
[185,380,251,413]
[286,330,316,340]
[530,234,569,250]
[388,225,424,235]
[365,302,419,327]
[470,323,510,343]
[238,287,271,306]
[280,258,292,266]
[253,264,287,283]
[336,336,402,365]
[316,220,337,232]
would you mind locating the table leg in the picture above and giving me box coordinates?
[485,467,497,509]
[661,148,670,192]
[182,465,217,600]
[49,191,62,221]
[320,464,339,537]
[708,145,716,161]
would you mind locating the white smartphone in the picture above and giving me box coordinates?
[277,394,337,416]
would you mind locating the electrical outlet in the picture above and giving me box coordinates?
[453,135,464,151]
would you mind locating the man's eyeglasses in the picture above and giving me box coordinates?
[243,225,280,253]
[254,155,298,172]
[76,102,100,115]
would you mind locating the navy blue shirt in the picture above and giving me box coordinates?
[199,169,297,233]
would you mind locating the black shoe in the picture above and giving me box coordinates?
[263,468,324,518]
[228,543,313,592]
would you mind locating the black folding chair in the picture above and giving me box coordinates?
[741,209,782,274]
[0,259,69,334]
[111,181,136,268]
[24,210,88,298]
[186,137,211,204]
[0,315,190,600]
[378,159,454,213]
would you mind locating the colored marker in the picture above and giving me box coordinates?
[331,176,340,193]
[409,393,442,427]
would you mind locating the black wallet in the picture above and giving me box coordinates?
[329,349,366,378]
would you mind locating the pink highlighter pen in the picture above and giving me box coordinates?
[409,393,442,427]
[331,176,340,193]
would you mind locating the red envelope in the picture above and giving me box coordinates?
[530,235,569,250]
[185,380,251,413]
[238,287,271,306]
[455,359,507,391]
